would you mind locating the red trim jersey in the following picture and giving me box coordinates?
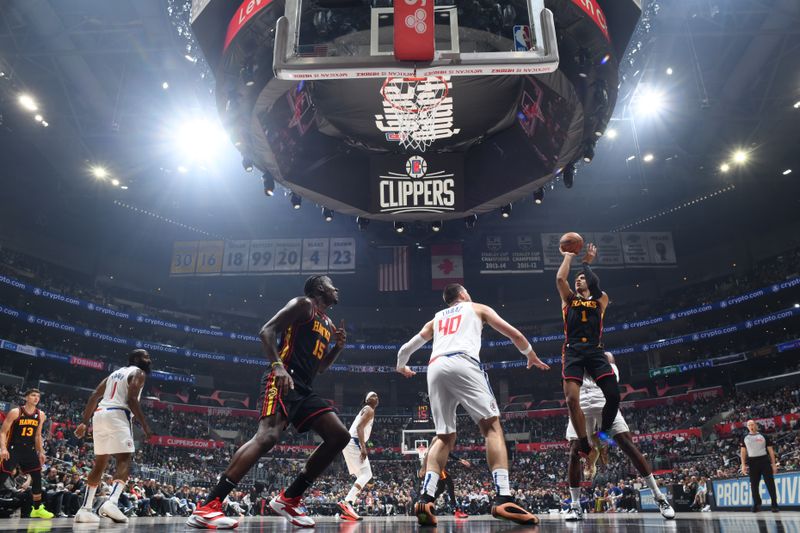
[562,294,604,348]
[278,306,334,388]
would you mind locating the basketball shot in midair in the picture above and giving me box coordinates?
[556,237,620,457]
[338,391,379,521]
[397,283,550,526]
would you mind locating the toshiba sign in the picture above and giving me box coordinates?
[572,0,610,41]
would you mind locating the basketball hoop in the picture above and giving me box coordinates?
[380,76,449,152]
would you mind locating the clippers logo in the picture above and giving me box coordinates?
[375,76,460,144]
[377,156,455,214]
[406,156,427,179]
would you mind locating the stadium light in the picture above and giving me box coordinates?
[241,64,256,87]
[782,169,792,175]
[464,214,478,230]
[720,163,730,173]
[242,157,254,172]
[18,94,38,112]
[794,101,800,109]
[322,207,333,222]
[173,118,228,163]
[533,188,545,205]
[626,155,636,162]
[111,179,120,187]
[262,172,275,196]
[583,143,595,164]
[500,204,512,218]
[430,221,442,232]
[733,150,748,164]
[563,164,576,189]
[34,114,43,122]
[356,216,370,231]
[632,87,665,118]
[393,221,405,233]
[290,193,302,209]
[606,128,618,139]
[120,186,129,190]
[666,67,673,75]
[162,82,169,90]
[91,166,108,179]
[643,153,655,162]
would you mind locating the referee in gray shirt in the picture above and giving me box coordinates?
[740,420,779,512]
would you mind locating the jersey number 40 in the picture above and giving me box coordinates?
[437,315,462,336]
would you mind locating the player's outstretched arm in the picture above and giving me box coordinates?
[581,244,607,305]
[556,249,576,304]
[397,321,433,377]
[474,304,550,371]
[74,379,107,439]
[259,297,314,390]
[0,408,20,460]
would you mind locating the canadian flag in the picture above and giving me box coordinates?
[431,244,464,290]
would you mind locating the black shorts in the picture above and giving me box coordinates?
[0,446,40,474]
[257,370,335,433]
[561,345,614,383]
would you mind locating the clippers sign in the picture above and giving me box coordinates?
[370,154,463,215]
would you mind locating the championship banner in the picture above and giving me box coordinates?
[431,244,463,290]
[542,232,674,268]
[712,472,800,510]
[170,237,355,276]
[480,234,544,274]
[149,436,226,449]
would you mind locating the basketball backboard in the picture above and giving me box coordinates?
[274,0,558,80]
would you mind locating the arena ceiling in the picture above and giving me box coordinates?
[0,0,799,242]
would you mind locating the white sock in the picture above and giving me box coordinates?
[421,471,440,498]
[644,475,663,500]
[345,485,359,503]
[109,480,125,505]
[570,487,582,508]
[82,484,97,510]
[492,469,510,496]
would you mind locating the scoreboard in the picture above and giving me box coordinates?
[170,238,356,276]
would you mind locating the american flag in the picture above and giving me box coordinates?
[378,246,409,292]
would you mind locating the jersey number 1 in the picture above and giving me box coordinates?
[438,315,462,336]
[581,310,588,322]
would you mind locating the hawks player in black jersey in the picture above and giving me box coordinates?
[556,243,620,456]
[0,388,54,519]
[188,275,349,530]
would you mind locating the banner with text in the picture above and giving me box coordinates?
[541,232,676,269]
[148,436,226,449]
[170,237,355,276]
[712,472,800,509]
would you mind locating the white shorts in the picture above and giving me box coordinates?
[566,408,629,441]
[342,440,372,478]
[92,409,135,456]
[427,353,499,435]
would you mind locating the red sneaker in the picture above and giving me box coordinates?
[337,501,362,521]
[454,509,469,519]
[186,498,239,529]
[269,490,315,527]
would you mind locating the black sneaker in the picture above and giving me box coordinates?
[771,506,780,513]
[752,504,761,513]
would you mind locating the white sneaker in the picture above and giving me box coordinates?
[99,500,129,523]
[658,498,676,520]
[564,507,584,521]
[74,508,100,524]
[702,504,711,512]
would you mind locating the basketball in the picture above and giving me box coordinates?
[560,232,584,254]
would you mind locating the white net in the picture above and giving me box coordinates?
[381,76,449,152]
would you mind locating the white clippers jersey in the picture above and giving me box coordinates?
[98,366,141,410]
[430,303,483,361]
[348,406,374,441]
[580,363,619,411]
